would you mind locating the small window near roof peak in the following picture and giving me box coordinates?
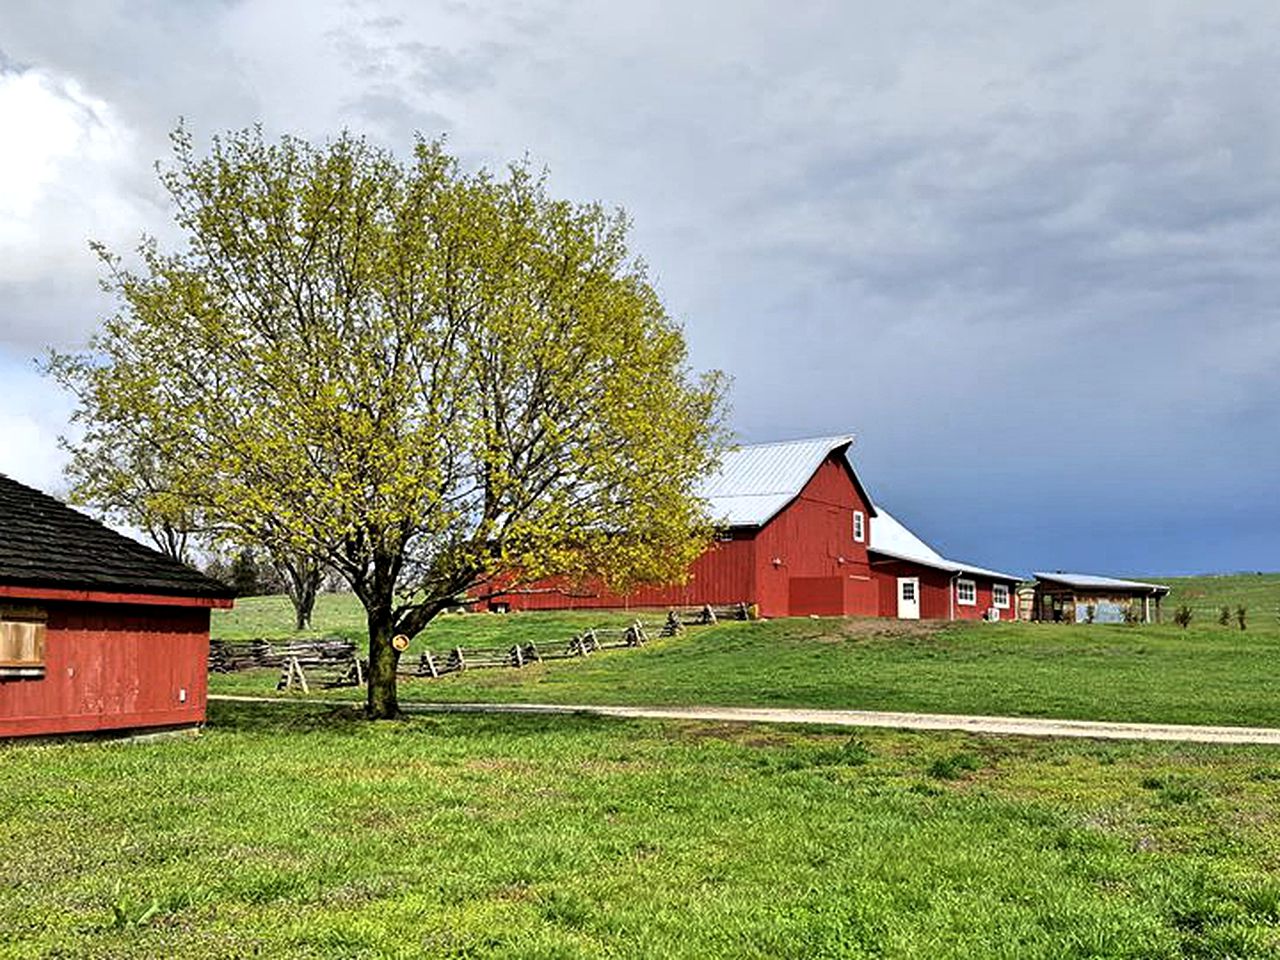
[853,510,865,543]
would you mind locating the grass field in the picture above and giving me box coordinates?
[5,700,1280,958]
[210,573,1280,727]
[1162,572,1280,624]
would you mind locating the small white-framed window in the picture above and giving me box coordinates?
[992,583,1010,609]
[853,510,865,543]
[956,579,977,606]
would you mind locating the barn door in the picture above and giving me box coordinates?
[897,578,920,620]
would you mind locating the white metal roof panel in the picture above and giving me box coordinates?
[1033,572,1170,593]
[869,508,945,564]
[701,435,855,527]
[872,506,1021,582]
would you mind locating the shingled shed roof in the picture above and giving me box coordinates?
[700,435,876,527]
[0,474,233,599]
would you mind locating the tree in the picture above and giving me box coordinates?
[229,548,267,597]
[1174,605,1193,629]
[50,126,728,718]
[55,417,200,563]
[269,549,325,632]
[53,392,327,631]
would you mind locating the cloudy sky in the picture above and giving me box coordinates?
[2,0,1279,576]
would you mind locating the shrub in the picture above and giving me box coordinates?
[1085,603,1096,624]
[1174,605,1193,629]
[928,751,983,780]
[1219,606,1232,627]
[1237,606,1247,631]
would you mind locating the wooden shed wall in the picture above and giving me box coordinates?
[0,601,210,738]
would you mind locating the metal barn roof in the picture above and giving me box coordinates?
[700,435,858,527]
[700,436,1021,583]
[871,506,1022,583]
[1033,572,1170,594]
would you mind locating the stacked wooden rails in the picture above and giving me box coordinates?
[208,638,357,672]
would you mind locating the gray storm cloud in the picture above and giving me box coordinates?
[1,0,1278,574]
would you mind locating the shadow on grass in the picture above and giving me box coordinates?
[205,698,624,740]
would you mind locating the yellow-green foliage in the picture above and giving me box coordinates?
[49,125,728,715]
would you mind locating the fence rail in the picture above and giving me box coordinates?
[209,603,751,691]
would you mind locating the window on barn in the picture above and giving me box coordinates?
[853,511,865,543]
[992,583,1010,609]
[956,579,977,606]
[0,607,47,679]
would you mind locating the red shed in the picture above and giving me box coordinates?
[0,475,234,738]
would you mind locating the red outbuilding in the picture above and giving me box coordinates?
[867,509,1021,621]
[484,435,1021,620]
[0,475,234,738]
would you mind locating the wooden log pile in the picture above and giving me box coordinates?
[209,638,357,672]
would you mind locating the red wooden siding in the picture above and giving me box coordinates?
[0,601,210,738]
[751,456,877,617]
[486,532,756,611]
[871,559,1017,620]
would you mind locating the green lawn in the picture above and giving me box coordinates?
[212,593,370,641]
[209,574,1280,726]
[4,700,1280,958]
[211,616,1280,729]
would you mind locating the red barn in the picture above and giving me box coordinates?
[0,475,234,739]
[486,435,1021,619]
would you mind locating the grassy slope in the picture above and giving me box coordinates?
[211,574,1280,727]
[1162,572,1280,624]
[4,701,1280,958]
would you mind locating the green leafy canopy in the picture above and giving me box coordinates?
[48,124,729,716]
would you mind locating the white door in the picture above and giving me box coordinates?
[897,577,920,620]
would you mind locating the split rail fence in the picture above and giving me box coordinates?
[208,603,751,692]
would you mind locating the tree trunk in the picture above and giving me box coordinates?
[366,607,399,719]
[289,566,321,632]
[272,554,324,633]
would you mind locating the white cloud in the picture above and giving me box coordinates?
[0,67,140,271]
